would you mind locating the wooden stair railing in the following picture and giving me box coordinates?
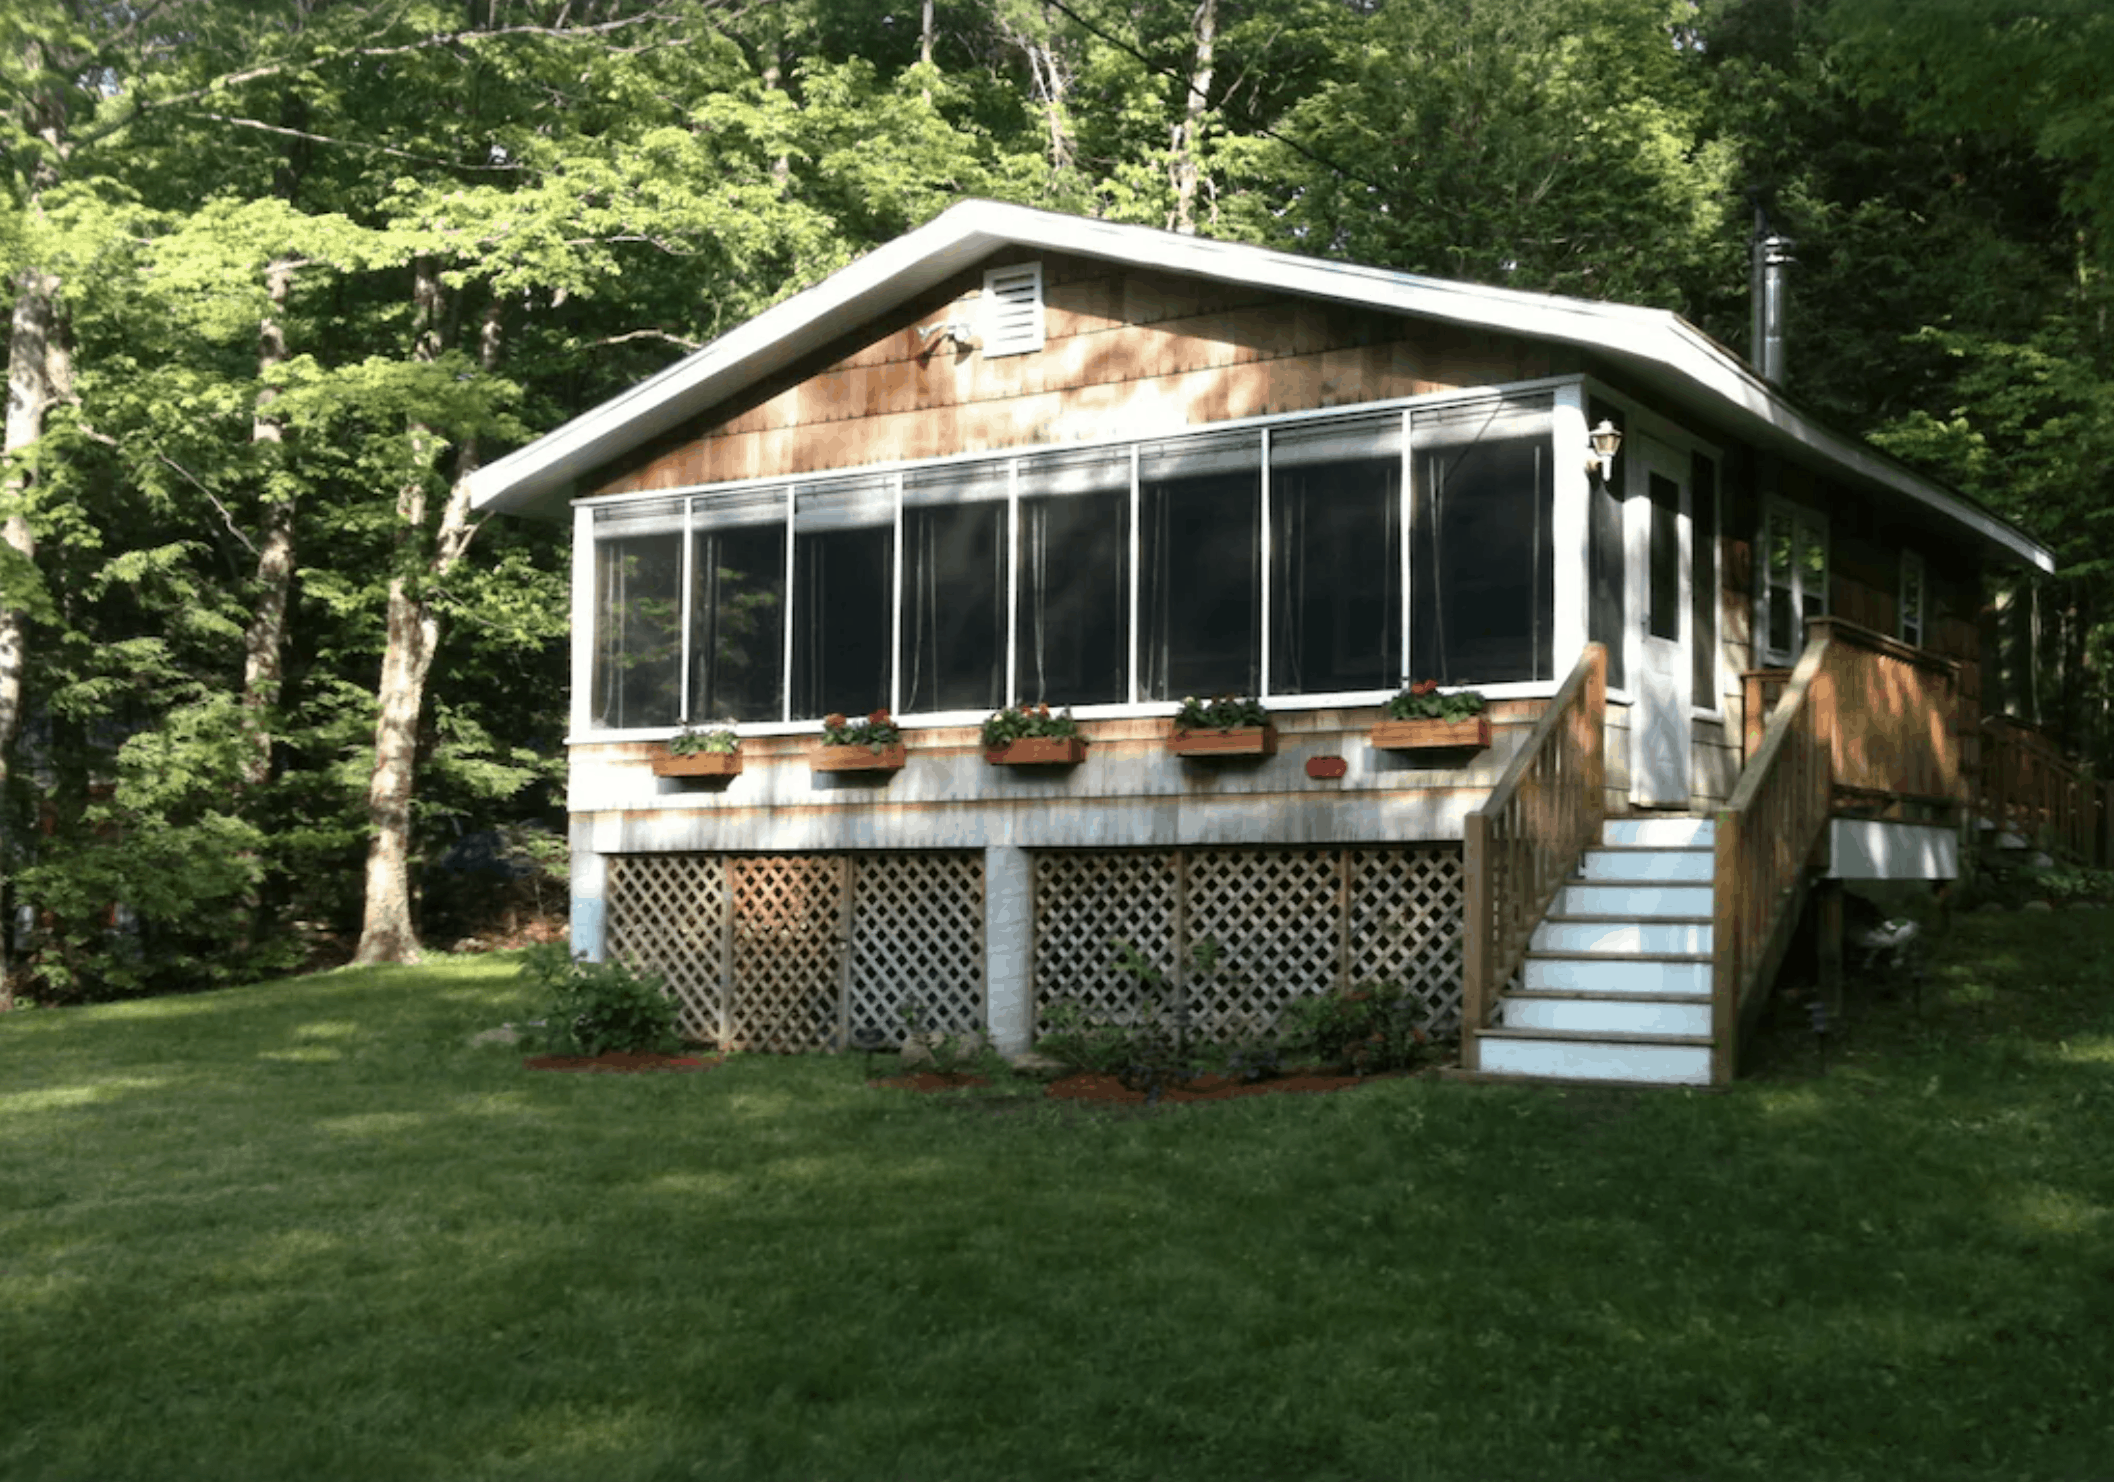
[1981,717,2112,865]
[1712,631,1835,1084]
[1462,642,1607,1070]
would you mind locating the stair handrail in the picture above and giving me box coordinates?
[1711,629,1835,1083]
[1462,642,1607,1069]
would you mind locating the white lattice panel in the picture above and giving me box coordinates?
[1032,850,1178,1033]
[1184,849,1344,1043]
[1348,846,1466,1031]
[848,852,985,1044]
[605,854,724,1042]
[1030,845,1466,1040]
[728,856,845,1051]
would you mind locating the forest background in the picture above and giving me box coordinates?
[0,0,2107,1002]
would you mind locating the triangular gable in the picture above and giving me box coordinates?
[467,200,2052,573]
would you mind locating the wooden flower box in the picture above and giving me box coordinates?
[1368,717,1491,752]
[984,736,1087,767]
[650,750,743,778]
[1169,725,1278,758]
[810,743,908,774]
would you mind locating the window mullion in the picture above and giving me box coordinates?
[1259,426,1273,698]
[1399,408,1414,684]
[677,497,693,724]
[890,472,905,718]
[780,486,795,723]
[1128,443,1141,705]
[1005,459,1020,707]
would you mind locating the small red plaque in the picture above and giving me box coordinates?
[1305,755,1348,780]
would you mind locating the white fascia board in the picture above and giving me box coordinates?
[471,199,2055,574]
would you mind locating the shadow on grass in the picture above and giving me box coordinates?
[2,928,2112,1480]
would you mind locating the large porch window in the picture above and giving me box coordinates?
[1409,397,1556,685]
[584,387,1562,730]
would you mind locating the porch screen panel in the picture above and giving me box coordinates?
[1691,453,1717,707]
[591,498,685,729]
[1408,396,1556,685]
[901,463,1008,714]
[791,477,895,720]
[1268,414,1402,695]
[1140,431,1262,699]
[688,488,786,722]
[1586,398,1627,690]
[1016,448,1130,705]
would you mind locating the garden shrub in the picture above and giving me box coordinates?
[1278,984,1439,1074]
[518,943,681,1055]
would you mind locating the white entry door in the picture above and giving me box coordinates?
[1627,438,1691,808]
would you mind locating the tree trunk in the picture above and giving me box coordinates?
[1169,0,1217,235]
[352,278,494,966]
[0,267,61,796]
[240,258,298,790]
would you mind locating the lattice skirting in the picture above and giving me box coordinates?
[1032,845,1465,1040]
[605,852,984,1051]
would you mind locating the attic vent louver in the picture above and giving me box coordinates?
[981,263,1044,357]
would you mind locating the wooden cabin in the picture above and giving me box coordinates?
[468,200,2070,1087]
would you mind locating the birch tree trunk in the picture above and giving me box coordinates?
[1169,0,1218,235]
[240,257,297,790]
[351,278,495,965]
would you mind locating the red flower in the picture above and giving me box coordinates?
[824,712,848,729]
[868,709,892,726]
[1411,679,1439,697]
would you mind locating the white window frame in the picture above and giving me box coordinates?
[1899,550,1926,650]
[1756,495,1830,668]
[570,377,1589,742]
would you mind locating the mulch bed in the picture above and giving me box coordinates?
[867,1069,1406,1103]
[524,1052,721,1073]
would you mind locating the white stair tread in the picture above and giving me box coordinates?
[1561,884,1714,916]
[1504,988,1706,1003]
[1479,1026,1712,1046]
[1578,850,1715,882]
[1475,1031,1713,1087]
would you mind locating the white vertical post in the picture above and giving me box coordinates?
[1258,426,1273,697]
[1399,408,1414,683]
[1005,458,1020,707]
[677,495,693,723]
[571,502,597,738]
[781,485,795,722]
[570,817,607,963]
[1128,443,1142,703]
[890,471,905,718]
[984,844,1035,1054]
[1551,383,1591,676]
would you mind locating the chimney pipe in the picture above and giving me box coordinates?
[1750,206,1793,384]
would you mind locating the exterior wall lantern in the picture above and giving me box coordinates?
[1588,419,1623,482]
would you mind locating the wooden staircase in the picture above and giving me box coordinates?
[1473,815,1716,1087]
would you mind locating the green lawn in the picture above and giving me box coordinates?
[3,915,2111,1482]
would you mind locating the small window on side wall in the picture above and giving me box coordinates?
[1760,498,1828,667]
[1899,551,1926,650]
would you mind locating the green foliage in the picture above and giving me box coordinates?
[979,702,1083,747]
[820,709,902,748]
[667,724,739,757]
[1277,985,1441,1075]
[1385,682,1487,722]
[1173,693,1270,731]
[517,943,680,1057]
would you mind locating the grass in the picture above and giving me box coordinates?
[2,915,2111,1482]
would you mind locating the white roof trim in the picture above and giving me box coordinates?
[467,200,2053,573]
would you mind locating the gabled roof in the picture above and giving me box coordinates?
[467,199,2053,572]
